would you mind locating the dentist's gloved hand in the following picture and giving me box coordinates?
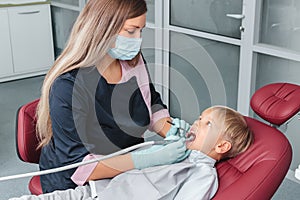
[166,118,191,138]
[165,118,192,162]
[131,138,186,169]
[165,135,192,162]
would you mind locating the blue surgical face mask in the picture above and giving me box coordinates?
[108,35,142,60]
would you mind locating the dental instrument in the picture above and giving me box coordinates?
[167,120,195,142]
[167,120,187,133]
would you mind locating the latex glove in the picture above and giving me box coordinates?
[131,138,186,169]
[166,118,191,138]
[165,135,192,162]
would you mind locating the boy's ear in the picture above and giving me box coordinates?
[215,140,232,154]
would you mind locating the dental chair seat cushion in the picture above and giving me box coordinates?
[213,116,292,200]
[250,82,300,126]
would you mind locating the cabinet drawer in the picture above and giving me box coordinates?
[8,4,54,73]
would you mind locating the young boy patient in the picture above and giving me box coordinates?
[174,105,254,199]
[10,106,253,200]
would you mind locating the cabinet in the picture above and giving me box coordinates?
[0,3,54,82]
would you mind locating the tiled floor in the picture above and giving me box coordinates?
[0,76,299,199]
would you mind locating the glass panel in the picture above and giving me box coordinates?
[255,55,300,89]
[260,0,300,52]
[141,28,155,80]
[139,27,157,142]
[170,0,242,39]
[169,32,240,124]
[255,54,300,169]
[51,7,79,57]
[145,0,155,23]
[52,0,79,7]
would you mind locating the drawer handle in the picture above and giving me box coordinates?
[18,11,40,15]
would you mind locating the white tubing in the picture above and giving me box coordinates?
[0,141,155,181]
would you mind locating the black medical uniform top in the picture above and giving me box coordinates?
[39,66,167,193]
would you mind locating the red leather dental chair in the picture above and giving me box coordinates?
[15,83,300,198]
[213,82,300,200]
[16,98,42,195]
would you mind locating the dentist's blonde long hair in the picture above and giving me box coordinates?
[36,0,147,147]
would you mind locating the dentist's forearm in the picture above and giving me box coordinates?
[87,154,134,181]
[152,117,172,137]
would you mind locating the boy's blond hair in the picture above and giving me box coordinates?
[209,106,253,159]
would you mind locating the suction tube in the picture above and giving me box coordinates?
[0,135,194,182]
[0,141,155,182]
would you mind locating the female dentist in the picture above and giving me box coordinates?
[36,0,189,193]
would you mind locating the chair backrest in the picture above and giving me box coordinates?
[16,99,41,164]
[213,116,292,200]
[213,82,300,200]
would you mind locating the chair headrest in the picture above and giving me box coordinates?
[250,82,300,126]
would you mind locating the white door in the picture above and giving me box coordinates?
[165,0,245,123]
